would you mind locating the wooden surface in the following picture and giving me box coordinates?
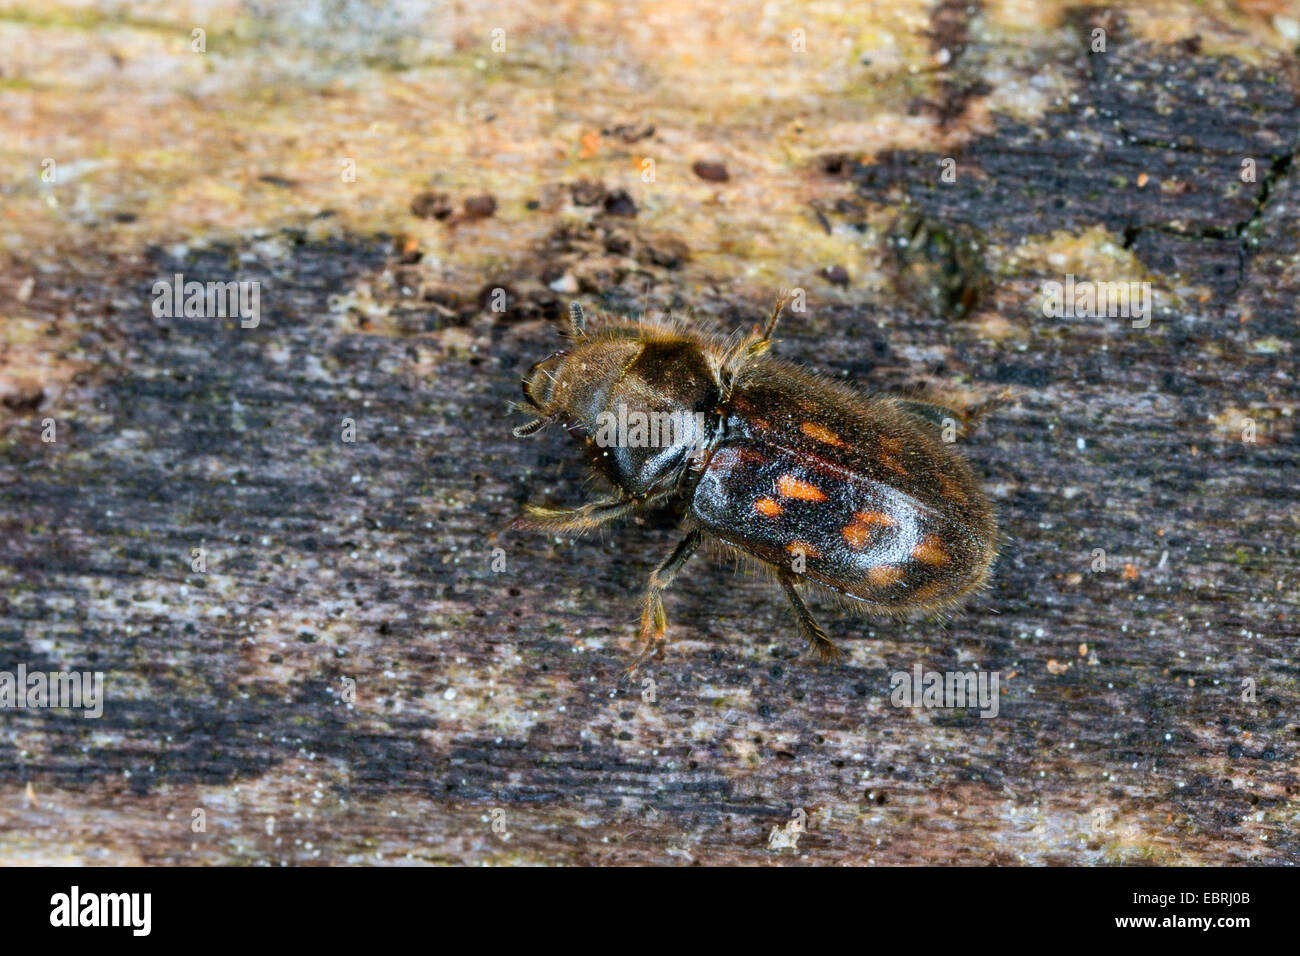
[0,1,1297,864]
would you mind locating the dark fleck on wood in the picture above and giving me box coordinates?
[692,161,731,183]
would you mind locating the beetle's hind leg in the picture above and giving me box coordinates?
[887,388,1013,439]
[961,388,1014,432]
[778,575,844,664]
[627,529,703,676]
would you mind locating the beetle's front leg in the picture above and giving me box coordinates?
[627,529,703,675]
[513,493,655,534]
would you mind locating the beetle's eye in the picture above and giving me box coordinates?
[522,351,567,408]
[521,361,545,408]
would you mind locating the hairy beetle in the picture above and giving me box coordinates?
[512,294,997,672]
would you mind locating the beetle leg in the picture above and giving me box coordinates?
[513,493,653,533]
[778,576,844,664]
[626,529,703,675]
[887,388,1012,438]
[887,398,970,437]
[960,388,1014,432]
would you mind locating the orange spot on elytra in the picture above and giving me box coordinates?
[912,535,950,566]
[856,511,896,527]
[754,497,783,517]
[910,581,948,604]
[876,452,907,477]
[867,565,904,587]
[842,524,870,550]
[786,540,820,558]
[878,435,902,454]
[935,473,968,504]
[801,421,846,447]
[842,511,896,550]
[776,474,827,502]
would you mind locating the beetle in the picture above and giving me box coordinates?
[511,293,998,673]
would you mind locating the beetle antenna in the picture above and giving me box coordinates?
[567,301,587,338]
[761,289,795,342]
[512,417,549,438]
[719,291,796,390]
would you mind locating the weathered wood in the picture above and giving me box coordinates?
[0,2,1297,865]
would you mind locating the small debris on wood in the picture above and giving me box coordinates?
[420,281,464,311]
[603,189,637,217]
[603,230,632,255]
[607,121,655,142]
[640,237,690,269]
[570,179,606,206]
[410,190,454,220]
[462,194,498,220]
[821,265,850,287]
[540,265,577,291]
[819,153,850,176]
[546,272,579,294]
[395,234,421,263]
[1,386,44,412]
[692,160,730,183]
